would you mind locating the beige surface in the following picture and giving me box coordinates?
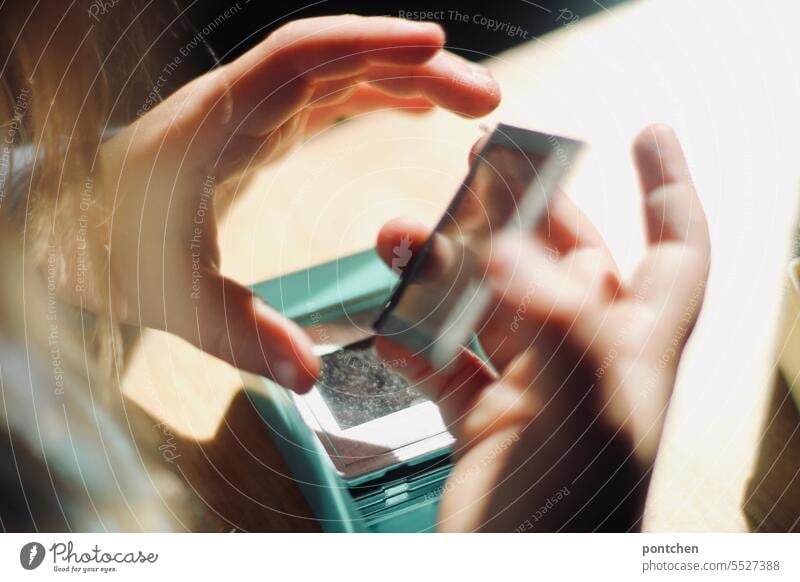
[123,0,800,531]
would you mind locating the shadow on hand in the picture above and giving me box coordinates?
[119,326,317,531]
[132,389,319,532]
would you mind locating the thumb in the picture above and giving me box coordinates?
[188,267,320,392]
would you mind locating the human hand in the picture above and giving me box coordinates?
[69,16,500,391]
[375,124,710,530]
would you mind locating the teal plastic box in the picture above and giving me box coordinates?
[246,249,454,532]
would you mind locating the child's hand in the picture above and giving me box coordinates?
[77,16,499,391]
[375,125,710,530]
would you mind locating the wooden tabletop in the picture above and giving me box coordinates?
[122,0,800,531]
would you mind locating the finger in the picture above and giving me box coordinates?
[308,77,434,109]
[308,50,501,120]
[476,236,599,371]
[633,124,709,249]
[560,248,622,302]
[374,336,496,436]
[237,108,312,170]
[468,133,491,166]
[261,16,445,78]
[306,85,434,132]
[377,218,463,283]
[190,268,321,393]
[535,193,611,257]
[376,216,430,269]
[221,16,446,133]
[307,77,362,108]
[630,124,710,320]
[359,51,501,118]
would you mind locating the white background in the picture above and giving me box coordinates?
[1,534,798,581]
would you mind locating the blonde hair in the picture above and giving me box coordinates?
[0,1,190,531]
[2,2,126,372]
